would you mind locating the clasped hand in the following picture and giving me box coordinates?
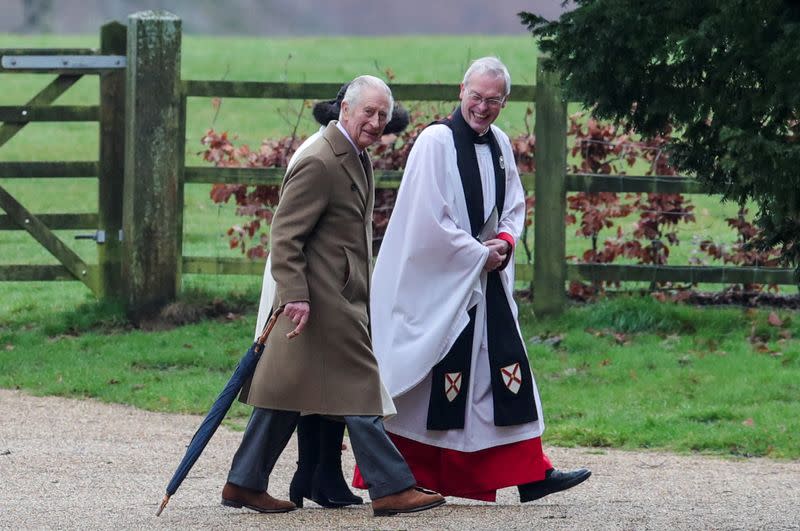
[483,238,510,272]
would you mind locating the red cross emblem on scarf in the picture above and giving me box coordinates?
[501,362,522,394]
[445,372,462,402]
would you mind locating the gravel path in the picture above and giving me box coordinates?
[1,388,798,530]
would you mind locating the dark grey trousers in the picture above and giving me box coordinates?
[227,407,416,499]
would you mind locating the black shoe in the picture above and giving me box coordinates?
[310,463,363,508]
[310,417,363,508]
[288,416,321,508]
[288,466,313,508]
[518,468,591,502]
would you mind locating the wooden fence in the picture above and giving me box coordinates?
[1,11,796,318]
[0,21,125,301]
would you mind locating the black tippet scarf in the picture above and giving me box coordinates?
[427,107,538,430]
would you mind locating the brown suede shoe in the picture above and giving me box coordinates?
[221,482,296,513]
[371,487,446,517]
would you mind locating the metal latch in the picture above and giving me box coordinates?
[75,230,106,243]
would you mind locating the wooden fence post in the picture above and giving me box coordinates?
[97,21,126,301]
[122,11,182,318]
[175,92,187,278]
[533,57,568,317]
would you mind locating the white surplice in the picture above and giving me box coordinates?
[372,123,545,452]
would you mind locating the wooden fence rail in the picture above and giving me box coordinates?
[565,173,705,194]
[0,106,99,122]
[0,265,84,282]
[0,213,97,230]
[0,161,98,177]
[184,81,536,102]
[565,263,797,286]
[183,166,537,190]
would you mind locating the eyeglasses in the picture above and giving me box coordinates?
[466,90,505,108]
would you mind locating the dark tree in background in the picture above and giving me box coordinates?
[520,1,800,268]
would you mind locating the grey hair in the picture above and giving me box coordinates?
[339,75,394,122]
[462,56,511,97]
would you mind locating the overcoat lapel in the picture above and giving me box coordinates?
[363,152,375,265]
[363,152,374,216]
[323,123,368,211]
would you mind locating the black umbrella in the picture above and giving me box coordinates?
[156,307,283,516]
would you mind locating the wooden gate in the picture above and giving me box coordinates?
[0,22,126,299]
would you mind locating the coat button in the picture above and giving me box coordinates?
[351,183,358,191]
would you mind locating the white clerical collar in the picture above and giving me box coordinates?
[335,121,364,156]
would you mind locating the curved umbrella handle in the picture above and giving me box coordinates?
[256,306,284,346]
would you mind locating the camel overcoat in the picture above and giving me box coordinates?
[239,123,387,416]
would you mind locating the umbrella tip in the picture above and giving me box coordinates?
[156,494,170,516]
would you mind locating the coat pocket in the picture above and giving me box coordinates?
[340,246,356,301]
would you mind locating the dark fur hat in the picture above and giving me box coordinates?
[311,82,410,135]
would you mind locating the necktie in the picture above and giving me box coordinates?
[359,152,370,176]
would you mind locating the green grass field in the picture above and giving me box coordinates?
[1,33,799,459]
[1,286,798,459]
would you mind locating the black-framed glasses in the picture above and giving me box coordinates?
[466,90,505,108]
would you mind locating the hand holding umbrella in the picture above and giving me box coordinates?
[282,300,309,339]
[156,307,287,516]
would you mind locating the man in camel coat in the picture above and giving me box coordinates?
[220,75,445,517]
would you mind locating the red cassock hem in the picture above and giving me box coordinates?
[352,432,552,501]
